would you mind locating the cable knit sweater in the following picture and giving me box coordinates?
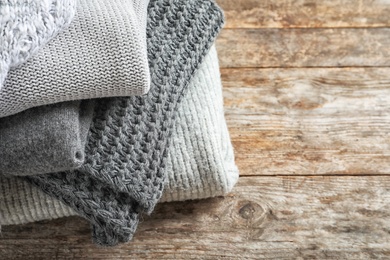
[0,0,76,95]
[23,0,224,246]
[0,0,150,118]
[0,46,239,227]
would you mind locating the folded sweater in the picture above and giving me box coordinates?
[0,46,239,227]
[0,0,76,94]
[162,46,239,202]
[23,0,224,246]
[0,100,94,176]
[0,0,150,176]
[0,0,150,118]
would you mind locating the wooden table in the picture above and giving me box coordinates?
[2,1,390,259]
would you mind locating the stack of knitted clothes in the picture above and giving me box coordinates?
[0,0,239,246]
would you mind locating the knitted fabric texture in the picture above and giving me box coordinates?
[0,0,150,118]
[0,0,149,176]
[160,45,239,202]
[0,45,239,226]
[24,0,224,246]
[0,101,94,176]
[0,0,76,93]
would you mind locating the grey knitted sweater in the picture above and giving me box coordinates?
[0,101,94,176]
[25,0,224,246]
[0,0,76,93]
[0,46,239,227]
[0,0,150,176]
[0,0,150,118]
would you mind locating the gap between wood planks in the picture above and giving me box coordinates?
[220,66,390,69]
[216,0,390,29]
[221,26,390,30]
[239,174,390,177]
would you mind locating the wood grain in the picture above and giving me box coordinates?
[2,1,390,259]
[222,67,390,176]
[1,176,390,259]
[217,0,390,29]
[216,28,390,68]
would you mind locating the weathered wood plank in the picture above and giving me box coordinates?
[216,28,390,68]
[217,0,390,29]
[1,176,390,259]
[221,67,390,176]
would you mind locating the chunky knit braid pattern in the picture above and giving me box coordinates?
[26,0,224,246]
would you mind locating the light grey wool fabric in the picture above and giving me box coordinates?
[0,0,150,175]
[0,101,95,176]
[162,46,239,202]
[0,0,76,94]
[0,0,150,118]
[0,45,239,227]
[22,0,225,246]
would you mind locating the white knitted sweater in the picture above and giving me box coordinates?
[0,0,76,96]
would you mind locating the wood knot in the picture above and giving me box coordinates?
[238,201,263,220]
[233,201,269,237]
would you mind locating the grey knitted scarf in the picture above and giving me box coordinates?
[25,0,224,246]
